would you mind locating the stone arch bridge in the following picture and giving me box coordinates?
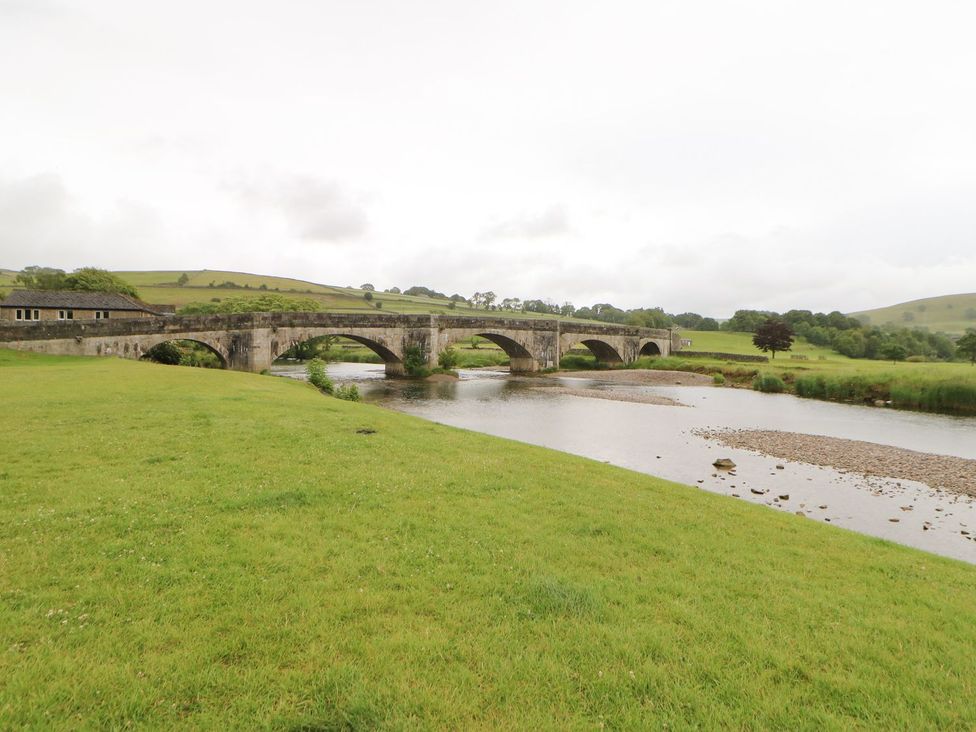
[0,312,677,375]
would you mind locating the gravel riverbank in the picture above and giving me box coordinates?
[557,369,713,386]
[696,429,976,497]
[532,385,687,406]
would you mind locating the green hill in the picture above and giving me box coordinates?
[850,293,976,335]
[0,269,562,320]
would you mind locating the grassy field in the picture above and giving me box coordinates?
[682,330,844,362]
[657,331,976,414]
[1,351,976,728]
[850,292,976,335]
[682,329,976,375]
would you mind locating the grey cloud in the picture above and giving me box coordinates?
[0,173,161,269]
[481,205,570,240]
[227,175,368,243]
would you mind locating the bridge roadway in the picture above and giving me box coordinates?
[0,312,677,375]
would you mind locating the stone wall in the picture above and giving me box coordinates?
[676,350,769,363]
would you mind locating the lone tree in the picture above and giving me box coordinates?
[880,343,909,364]
[752,318,794,359]
[956,330,976,365]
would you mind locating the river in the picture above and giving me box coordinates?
[274,362,976,563]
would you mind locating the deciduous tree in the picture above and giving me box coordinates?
[752,318,795,359]
[956,330,976,365]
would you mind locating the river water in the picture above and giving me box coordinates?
[275,363,976,563]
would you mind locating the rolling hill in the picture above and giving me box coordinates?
[0,269,566,320]
[850,293,976,335]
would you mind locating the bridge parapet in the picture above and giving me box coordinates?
[0,311,677,374]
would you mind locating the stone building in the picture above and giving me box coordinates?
[0,290,172,322]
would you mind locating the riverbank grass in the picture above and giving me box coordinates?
[629,330,976,414]
[2,350,975,728]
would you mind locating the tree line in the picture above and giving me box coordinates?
[727,308,966,362]
[13,266,140,298]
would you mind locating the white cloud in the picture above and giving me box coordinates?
[1,1,975,316]
[225,175,368,243]
[481,206,570,240]
[0,174,163,268]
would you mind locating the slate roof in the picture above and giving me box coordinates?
[0,289,166,314]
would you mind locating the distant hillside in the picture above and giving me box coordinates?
[850,293,976,336]
[0,269,569,320]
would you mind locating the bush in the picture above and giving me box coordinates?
[559,354,599,370]
[454,350,509,368]
[143,341,222,368]
[306,358,333,394]
[179,293,320,315]
[438,347,459,370]
[712,373,726,385]
[794,373,891,403]
[143,342,182,365]
[334,384,361,401]
[889,378,976,414]
[794,374,827,399]
[403,346,431,377]
[752,373,785,393]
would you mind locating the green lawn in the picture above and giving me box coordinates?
[1,350,975,728]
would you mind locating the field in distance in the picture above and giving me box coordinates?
[0,269,580,321]
[850,292,976,335]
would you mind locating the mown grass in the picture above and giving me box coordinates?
[1,350,976,728]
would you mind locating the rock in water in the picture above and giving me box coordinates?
[713,458,736,469]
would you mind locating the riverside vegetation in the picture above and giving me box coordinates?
[558,330,976,416]
[2,349,976,727]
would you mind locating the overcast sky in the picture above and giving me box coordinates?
[1,1,974,316]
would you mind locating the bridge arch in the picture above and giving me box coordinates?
[107,334,229,367]
[639,340,663,357]
[136,337,229,368]
[578,339,624,365]
[270,329,405,375]
[444,330,538,372]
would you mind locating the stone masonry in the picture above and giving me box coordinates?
[0,312,677,375]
